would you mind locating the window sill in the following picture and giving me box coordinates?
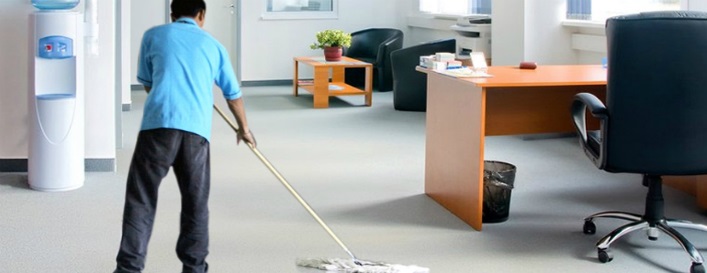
[407,14,458,31]
[561,19,604,29]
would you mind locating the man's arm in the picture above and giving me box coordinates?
[227,97,256,147]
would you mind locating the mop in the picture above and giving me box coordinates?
[213,105,429,273]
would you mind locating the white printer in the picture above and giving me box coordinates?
[450,15,492,64]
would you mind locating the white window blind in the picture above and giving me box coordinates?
[419,0,492,16]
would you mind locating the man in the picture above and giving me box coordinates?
[114,1,255,272]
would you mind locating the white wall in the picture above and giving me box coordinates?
[84,0,116,160]
[130,0,166,85]
[0,1,33,157]
[127,0,586,81]
[406,0,578,66]
[0,0,116,163]
[129,1,406,83]
[128,0,707,84]
[491,0,526,65]
[685,0,707,11]
[492,0,576,65]
[120,0,131,108]
[524,0,576,65]
[239,1,406,81]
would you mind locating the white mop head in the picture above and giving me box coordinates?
[296,258,430,273]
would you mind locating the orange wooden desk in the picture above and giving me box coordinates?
[293,56,372,108]
[420,65,605,231]
[419,65,707,231]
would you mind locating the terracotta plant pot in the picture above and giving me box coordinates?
[323,46,342,62]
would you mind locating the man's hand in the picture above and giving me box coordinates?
[226,98,254,147]
[237,129,257,147]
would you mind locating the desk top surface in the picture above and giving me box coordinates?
[419,65,607,88]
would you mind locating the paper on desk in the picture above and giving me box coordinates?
[438,67,493,78]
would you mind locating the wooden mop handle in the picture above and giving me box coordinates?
[212,104,358,261]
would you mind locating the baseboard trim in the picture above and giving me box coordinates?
[85,159,116,172]
[0,159,27,172]
[0,158,116,172]
[133,81,292,89]
[241,80,292,87]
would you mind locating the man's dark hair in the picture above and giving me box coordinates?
[171,0,206,18]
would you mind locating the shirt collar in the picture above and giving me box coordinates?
[175,17,198,26]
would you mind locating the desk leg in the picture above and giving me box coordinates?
[313,66,329,108]
[293,60,299,97]
[425,72,486,230]
[364,66,372,106]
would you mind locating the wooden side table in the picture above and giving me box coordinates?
[293,56,372,108]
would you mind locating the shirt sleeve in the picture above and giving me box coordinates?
[215,45,242,101]
[136,32,153,87]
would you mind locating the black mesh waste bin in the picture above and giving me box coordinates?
[482,161,516,223]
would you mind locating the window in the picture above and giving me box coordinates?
[567,0,681,22]
[419,0,492,16]
[262,0,337,20]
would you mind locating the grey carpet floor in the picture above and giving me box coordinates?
[1,86,706,273]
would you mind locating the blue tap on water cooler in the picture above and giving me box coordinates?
[38,36,73,59]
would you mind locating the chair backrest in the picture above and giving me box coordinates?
[604,11,707,174]
[346,28,403,59]
[390,39,456,111]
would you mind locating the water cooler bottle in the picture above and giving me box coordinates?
[28,0,84,191]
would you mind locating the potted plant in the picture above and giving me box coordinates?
[310,29,352,61]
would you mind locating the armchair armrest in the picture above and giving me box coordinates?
[571,92,608,168]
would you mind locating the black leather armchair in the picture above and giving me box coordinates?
[571,11,707,273]
[344,28,403,92]
[390,38,456,111]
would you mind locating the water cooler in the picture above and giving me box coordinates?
[28,0,84,191]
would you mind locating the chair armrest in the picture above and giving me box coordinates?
[575,93,607,117]
[571,92,608,167]
[571,93,607,140]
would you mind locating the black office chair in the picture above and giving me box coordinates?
[390,38,456,112]
[344,28,403,92]
[571,11,707,273]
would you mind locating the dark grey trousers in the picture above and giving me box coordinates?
[115,129,210,273]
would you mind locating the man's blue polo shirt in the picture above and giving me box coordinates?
[137,17,241,141]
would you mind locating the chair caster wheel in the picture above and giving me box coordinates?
[598,248,613,263]
[583,220,596,235]
[647,227,659,241]
[692,263,705,273]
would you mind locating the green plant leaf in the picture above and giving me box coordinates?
[310,29,352,49]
